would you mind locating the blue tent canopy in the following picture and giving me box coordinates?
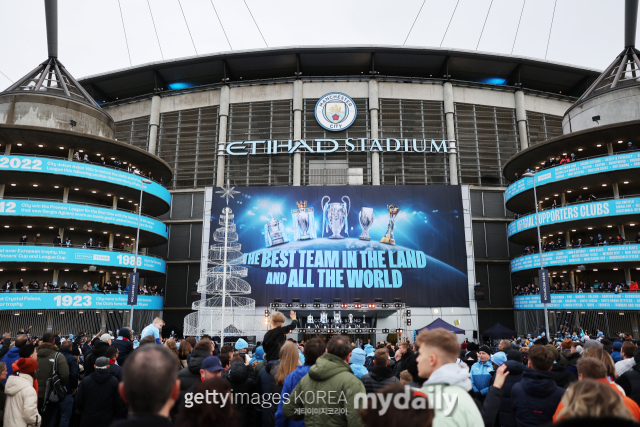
[415,318,465,335]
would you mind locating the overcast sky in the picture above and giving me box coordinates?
[0,0,632,89]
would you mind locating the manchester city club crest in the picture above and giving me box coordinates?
[314,92,357,131]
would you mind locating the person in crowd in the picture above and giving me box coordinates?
[140,317,164,344]
[616,341,637,377]
[251,346,266,374]
[225,355,256,427]
[85,334,111,377]
[263,310,298,363]
[266,342,300,425]
[106,346,123,381]
[178,340,192,369]
[358,383,434,427]
[75,357,120,427]
[32,233,41,245]
[584,347,616,381]
[470,345,494,399]
[349,347,368,379]
[178,338,214,405]
[392,341,415,378]
[615,344,640,406]
[111,328,134,366]
[627,141,639,151]
[82,154,89,162]
[555,379,634,422]
[491,349,525,427]
[4,349,40,427]
[19,234,27,245]
[361,348,401,394]
[2,334,27,383]
[52,340,79,427]
[111,345,179,427]
[559,339,573,368]
[163,339,181,371]
[544,343,576,388]
[53,235,62,246]
[36,332,70,427]
[511,344,565,427]
[283,335,366,427]
[176,378,238,427]
[234,338,250,364]
[399,370,413,385]
[99,157,106,165]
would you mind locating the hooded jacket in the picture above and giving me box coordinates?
[178,349,210,400]
[493,359,525,427]
[60,348,79,394]
[75,369,120,427]
[84,341,110,377]
[4,373,40,427]
[470,359,493,395]
[420,362,483,427]
[35,341,70,399]
[275,365,309,427]
[549,361,576,388]
[393,348,414,378]
[249,346,264,365]
[361,364,400,394]
[1,346,21,385]
[111,329,134,366]
[226,361,256,427]
[511,368,565,427]
[283,353,366,427]
[616,351,640,406]
[349,348,368,379]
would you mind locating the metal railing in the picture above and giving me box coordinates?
[514,193,640,219]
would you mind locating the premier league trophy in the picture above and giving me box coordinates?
[321,195,351,239]
[359,207,375,241]
[264,214,289,248]
[380,204,400,245]
[292,201,316,241]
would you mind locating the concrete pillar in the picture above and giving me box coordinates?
[607,143,614,155]
[561,192,567,206]
[515,90,528,151]
[4,144,11,155]
[105,272,110,283]
[369,79,380,186]
[62,187,69,203]
[626,269,632,285]
[443,82,459,185]
[67,148,73,161]
[58,227,64,242]
[619,224,626,239]
[293,80,303,186]
[216,85,230,187]
[569,271,576,291]
[112,196,117,209]
[108,233,114,250]
[0,184,4,199]
[565,230,571,247]
[52,270,59,286]
[613,182,620,199]
[148,95,161,156]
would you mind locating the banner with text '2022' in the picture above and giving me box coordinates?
[209,185,468,307]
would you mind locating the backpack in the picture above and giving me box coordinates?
[43,352,67,407]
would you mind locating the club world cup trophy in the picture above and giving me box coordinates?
[359,207,375,241]
[264,213,289,248]
[321,195,351,239]
[380,204,400,245]
[292,201,316,241]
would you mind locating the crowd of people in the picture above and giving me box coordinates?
[72,152,164,186]
[514,278,640,295]
[2,279,163,295]
[0,313,639,426]
[17,233,141,253]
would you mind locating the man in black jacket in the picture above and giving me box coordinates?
[75,357,120,427]
[111,328,134,366]
[615,350,640,405]
[362,348,400,393]
[392,341,414,378]
[107,346,123,381]
[226,359,256,427]
[177,339,214,404]
[53,340,79,427]
[84,334,111,377]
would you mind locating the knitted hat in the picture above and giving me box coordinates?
[12,357,38,375]
[506,349,523,363]
[491,352,507,366]
[234,338,248,350]
[478,345,491,354]
[118,328,131,340]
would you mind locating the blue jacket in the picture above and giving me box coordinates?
[1,346,20,384]
[249,346,264,365]
[612,351,623,363]
[60,348,79,394]
[470,360,493,395]
[275,365,310,427]
[511,368,565,427]
[350,364,369,379]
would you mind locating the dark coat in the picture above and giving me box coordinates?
[177,349,210,402]
[75,369,120,427]
[615,352,640,406]
[492,360,525,427]
[392,348,415,378]
[111,338,134,367]
[262,320,298,362]
[60,348,79,394]
[566,352,581,377]
[361,364,400,394]
[226,361,256,427]
[107,363,123,382]
[549,362,576,388]
[84,341,110,377]
[511,368,565,427]
[257,360,279,427]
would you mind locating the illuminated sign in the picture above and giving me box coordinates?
[515,293,640,310]
[511,245,640,273]
[0,294,163,310]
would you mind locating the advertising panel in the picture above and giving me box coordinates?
[0,156,171,205]
[508,198,640,237]
[209,185,469,306]
[0,246,166,274]
[0,293,163,310]
[0,200,168,238]
[511,245,640,273]
[505,152,640,202]
[514,293,640,310]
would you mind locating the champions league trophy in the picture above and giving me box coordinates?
[264,213,289,248]
[292,201,316,241]
[321,195,351,239]
[320,311,328,324]
[359,207,375,241]
[380,204,400,245]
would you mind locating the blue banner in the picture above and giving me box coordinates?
[0,293,163,310]
[539,269,551,303]
[0,200,168,239]
[127,272,139,305]
[515,293,640,310]
[0,246,166,274]
[210,185,469,307]
[511,245,640,273]
[508,198,640,238]
[505,152,640,202]
[0,156,171,206]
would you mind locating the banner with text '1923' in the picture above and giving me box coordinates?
[208,185,468,307]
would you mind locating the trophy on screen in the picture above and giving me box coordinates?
[264,214,289,248]
[334,311,342,324]
[321,195,350,239]
[359,207,375,241]
[292,201,316,241]
[348,313,354,324]
[380,204,400,245]
[320,311,328,323]
[307,314,314,324]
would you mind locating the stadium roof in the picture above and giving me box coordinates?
[77,45,602,105]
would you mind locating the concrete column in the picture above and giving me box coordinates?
[67,148,73,161]
[0,184,4,199]
[216,85,230,187]
[569,271,576,291]
[52,270,59,286]
[369,79,380,186]
[626,269,632,285]
[58,226,64,242]
[4,144,11,155]
[515,90,529,151]
[561,192,567,206]
[148,95,161,155]
[112,196,117,209]
[619,224,626,239]
[293,80,303,186]
[613,182,620,199]
[607,143,614,155]
[108,233,114,251]
[105,272,110,283]
[62,187,69,203]
[443,82,459,185]
[565,230,571,247]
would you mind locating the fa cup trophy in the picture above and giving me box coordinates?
[264,214,289,248]
[292,201,316,241]
[359,207,375,241]
[380,204,400,245]
[321,195,351,239]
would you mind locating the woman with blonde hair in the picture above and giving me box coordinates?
[584,347,617,380]
[556,379,633,421]
[267,342,300,424]
[163,338,181,370]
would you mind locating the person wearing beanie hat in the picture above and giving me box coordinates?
[494,349,526,426]
[234,338,248,351]
[470,345,493,399]
[584,340,603,350]
[4,357,40,427]
[112,328,133,366]
[234,338,250,364]
[349,348,368,379]
[75,356,120,427]
[545,344,576,388]
[612,341,624,363]
[491,352,507,368]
